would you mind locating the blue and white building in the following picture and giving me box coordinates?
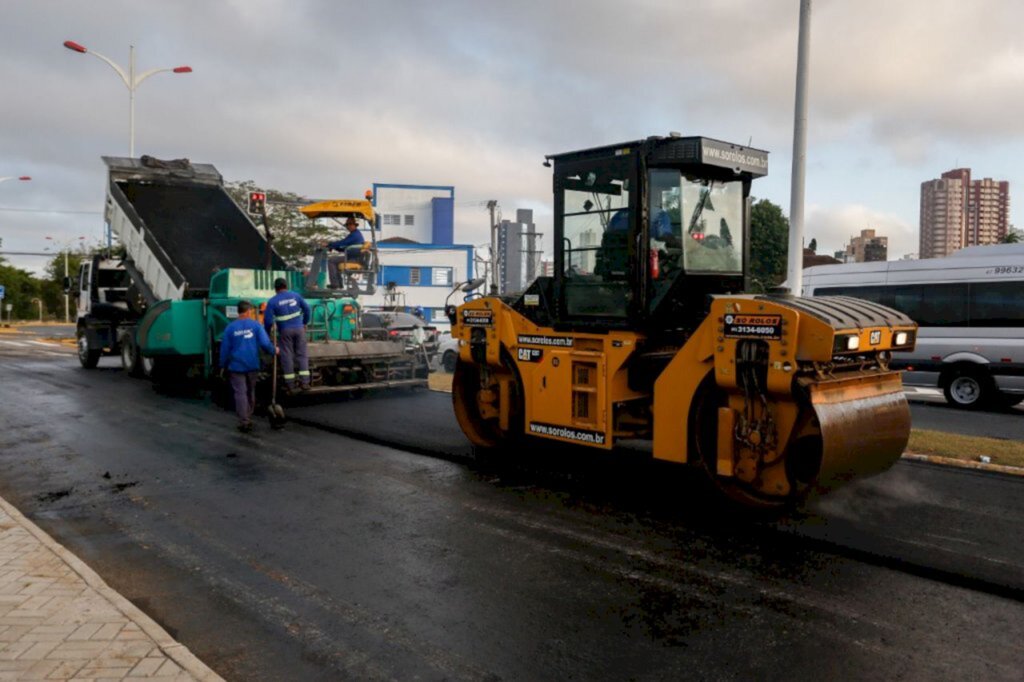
[364,183,474,329]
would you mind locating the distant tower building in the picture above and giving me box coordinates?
[498,209,541,294]
[920,168,1009,259]
[497,220,523,294]
[846,229,888,262]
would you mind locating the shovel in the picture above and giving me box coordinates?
[268,328,287,429]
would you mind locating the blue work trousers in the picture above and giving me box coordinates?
[278,325,310,388]
[229,371,258,425]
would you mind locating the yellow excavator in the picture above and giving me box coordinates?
[448,134,916,507]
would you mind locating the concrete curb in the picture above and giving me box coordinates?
[902,452,1024,477]
[0,495,224,681]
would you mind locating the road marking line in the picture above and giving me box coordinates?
[0,340,30,347]
[26,340,59,347]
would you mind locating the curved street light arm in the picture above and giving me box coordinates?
[134,67,174,88]
[80,49,131,89]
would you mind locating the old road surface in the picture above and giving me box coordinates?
[0,351,1021,680]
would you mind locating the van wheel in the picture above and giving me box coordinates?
[77,328,101,369]
[942,367,993,410]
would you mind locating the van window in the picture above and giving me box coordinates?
[969,281,1024,327]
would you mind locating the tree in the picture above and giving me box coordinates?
[0,263,43,321]
[224,181,337,268]
[1001,227,1022,244]
[749,198,789,292]
[808,237,817,252]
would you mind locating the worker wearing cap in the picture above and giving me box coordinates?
[264,278,312,392]
[220,300,276,433]
[323,216,366,288]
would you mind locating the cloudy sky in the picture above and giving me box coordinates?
[2,0,1023,274]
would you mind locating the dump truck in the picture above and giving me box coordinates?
[448,135,917,508]
[73,155,427,396]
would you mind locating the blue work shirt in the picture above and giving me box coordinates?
[219,317,274,373]
[328,229,366,251]
[608,209,673,239]
[264,290,311,333]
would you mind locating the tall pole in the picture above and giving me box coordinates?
[63,251,70,324]
[487,200,499,294]
[129,45,135,157]
[786,0,812,295]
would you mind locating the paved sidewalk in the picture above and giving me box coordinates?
[0,496,222,681]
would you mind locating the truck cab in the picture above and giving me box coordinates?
[72,256,134,368]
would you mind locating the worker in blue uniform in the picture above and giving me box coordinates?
[264,277,312,392]
[323,216,366,288]
[220,300,276,433]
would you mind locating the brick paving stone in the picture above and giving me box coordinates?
[126,657,164,677]
[90,624,124,641]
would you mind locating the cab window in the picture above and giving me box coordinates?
[560,160,631,318]
[647,170,744,310]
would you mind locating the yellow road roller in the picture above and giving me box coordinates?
[448,135,916,507]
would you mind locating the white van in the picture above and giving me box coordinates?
[802,243,1024,410]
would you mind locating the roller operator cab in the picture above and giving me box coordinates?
[450,135,918,507]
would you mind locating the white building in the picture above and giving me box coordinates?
[361,183,474,329]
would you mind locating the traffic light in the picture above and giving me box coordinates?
[248,191,266,215]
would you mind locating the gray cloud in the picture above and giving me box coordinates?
[2,0,1022,273]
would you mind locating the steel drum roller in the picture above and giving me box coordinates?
[809,372,910,489]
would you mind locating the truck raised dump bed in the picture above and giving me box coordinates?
[104,156,286,304]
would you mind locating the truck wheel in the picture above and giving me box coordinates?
[942,366,993,410]
[442,350,457,373]
[119,334,144,378]
[76,328,101,369]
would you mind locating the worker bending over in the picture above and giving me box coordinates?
[220,300,276,433]
[323,216,366,288]
[265,277,312,392]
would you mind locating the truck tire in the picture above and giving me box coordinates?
[76,328,101,369]
[119,334,144,378]
[942,366,994,410]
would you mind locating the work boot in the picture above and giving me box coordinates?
[300,383,311,392]
[238,421,254,433]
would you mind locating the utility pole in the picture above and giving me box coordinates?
[786,0,812,295]
[486,200,499,294]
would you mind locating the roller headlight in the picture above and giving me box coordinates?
[894,331,908,346]
[833,333,860,353]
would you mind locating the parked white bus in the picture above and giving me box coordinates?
[802,243,1024,410]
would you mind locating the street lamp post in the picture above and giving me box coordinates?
[45,236,85,324]
[63,40,192,158]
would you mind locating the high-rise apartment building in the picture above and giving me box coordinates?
[920,168,1009,259]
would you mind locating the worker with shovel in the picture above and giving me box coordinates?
[220,300,276,433]
[264,278,312,393]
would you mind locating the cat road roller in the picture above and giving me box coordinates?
[448,134,917,507]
